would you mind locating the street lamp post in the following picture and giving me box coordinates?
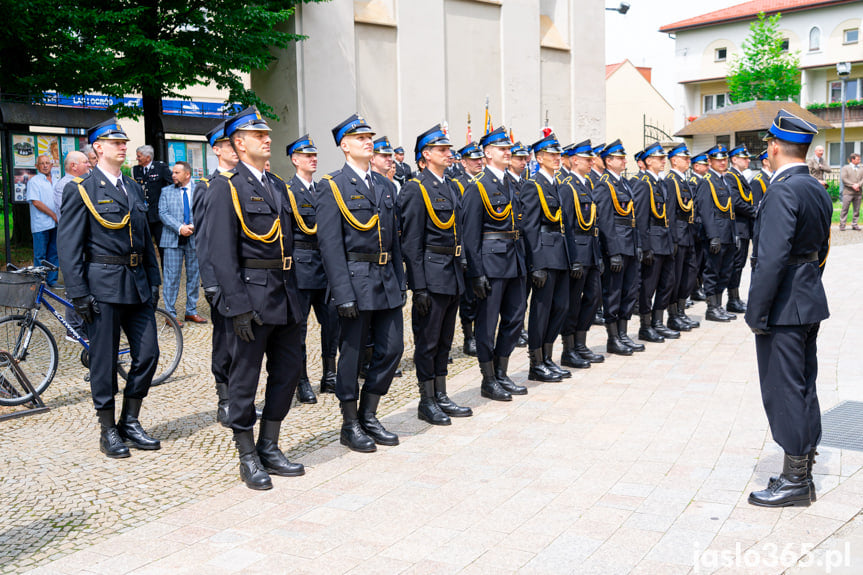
[606,2,630,14]
[837,62,851,169]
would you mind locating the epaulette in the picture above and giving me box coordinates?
[322,169,342,181]
[639,174,650,182]
[219,171,235,179]
[704,172,712,180]
[473,171,486,181]
[72,176,84,184]
[599,174,609,183]
[269,172,285,182]
[409,178,421,184]
[200,177,209,184]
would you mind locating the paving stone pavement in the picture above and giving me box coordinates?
[3,238,863,574]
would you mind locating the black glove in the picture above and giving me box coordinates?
[401,290,407,307]
[71,295,100,324]
[751,326,771,336]
[636,248,643,263]
[709,238,721,254]
[150,286,160,310]
[642,250,655,266]
[598,259,605,275]
[472,275,491,300]
[569,262,584,279]
[337,301,359,319]
[204,287,219,306]
[750,256,757,268]
[530,269,548,289]
[735,236,741,250]
[232,311,263,342]
[413,289,431,316]
[609,254,623,273]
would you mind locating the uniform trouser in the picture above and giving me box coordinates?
[336,307,404,402]
[475,276,527,363]
[562,267,602,335]
[527,269,570,349]
[88,301,159,411]
[162,243,200,317]
[601,255,639,323]
[297,287,339,359]
[639,254,676,313]
[755,323,822,456]
[729,237,750,290]
[459,268,478,330]
[412,292,459,381]
[210,301,231,384]
[672,243,698,302]
[840,192,862,225]
[702,244,735,296]
[693,235,706,286]
[228,320,301,432]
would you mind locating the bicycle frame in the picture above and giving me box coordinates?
[31,285,90,351]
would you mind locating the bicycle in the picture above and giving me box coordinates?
[0,263,183,407]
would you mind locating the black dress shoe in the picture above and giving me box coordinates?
[652,310,680,339]
[340,401,376,452]
[257,419,305,476]
[678,299,700,329]
[605,324,633,356]
[97,410,130,458]
[638,314,665,343]
[434,375,472,417]
[529,349,561,382]
[666,304,691,332]
[480,362,512,401]
[359,392,399,445]
[748,453,811,507]
[574,331,604,363]
[705,294,731,322]
[320,357,337,394]
[543,343,571,378]
[234,431,272,490]
[494,356,527,395]
[117,398,161,450]
[417,380,451,425]
[296,378,317,404]
[618,320,645,352]
[560,335,589,368]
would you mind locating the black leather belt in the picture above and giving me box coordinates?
[294,240,319,250]
[241,257,293,270]
[788,252,818,265]
[426,245,462,256]
[540,224,561,234]
[85,253,142,267]
[347,251,391,265]
[574,228,599,237]
[614,216,635,227]
[483,231,520,240]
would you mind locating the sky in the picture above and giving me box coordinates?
[605,0,744,104]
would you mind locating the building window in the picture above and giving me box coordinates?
[780,38,789,51]
[703,93,731,113]
[809,27,821,51]
[844,28,859,44]
[716,135,731,148]
[715,47,727,62]
[830,79,861,103]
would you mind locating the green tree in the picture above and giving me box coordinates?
[727,12,801,104]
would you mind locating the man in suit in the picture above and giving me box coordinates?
[400,124,472,425]
[205,107,305,490]
[393,146,413,187]
[839,153,863,231]
[462,126,528,401]
[316,114,405,453]
[133,145,173,263]
[749,150,772,209]
[806,144,831,187]
[747,109,832,507]
[58,118,161,458]
[194,121,238,427]
[725,145,757,313]
[159,161,205,326]
[285,134,338,404]
[664,143,700,332]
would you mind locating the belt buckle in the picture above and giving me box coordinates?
[378,252,388,265]
[594,227,599,237]
[455,245,462,257]
[689,215,694,224]
[129,253,139,267]
[283,257,292,270]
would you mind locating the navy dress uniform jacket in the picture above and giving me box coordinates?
[286,175,327,291]
[133,161,173,224]
[205,162,301,325]
[594,171,638,257]
[632,171,675,256]
[560,174,602,267]
[725,167,757,239]
[750,170,770,208]
[664,171,697,248]
[315,164,405,311]
[745,165,832,330]
[696,171,736,245]
[521,173,572,272]
[399,171,465,296]
[59,171,161,303]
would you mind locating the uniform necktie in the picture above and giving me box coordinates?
[116,178,127,197]
[365,173,376,203]
[261,175,274,203]
[182,186,190,224]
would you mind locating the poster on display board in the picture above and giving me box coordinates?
[13,169,37,203]
[168,141,187,164]
[13,135,36,168]
[60,136,78,162]
[37,135,60,165]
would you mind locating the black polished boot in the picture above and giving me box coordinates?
[117,398,161,450]
[434,375,472,417]
[543,343,571,378]
[638,313,665,343]
[234,430,272,490]
[97,409,130,459]
[359,391,399,446]
[618,319,645,351]
[257,419,305,476]
[296,355,317,404]
[605,323,633,356]
[666,303,690,332]
[717,292,737,320]
[320,357,337,394]
[593,307,605,325]
[494,355,527,395]
[692,284,706,301]
[529,348,561,382]
[652,309,680,339]
[575,331,604,363]
[748,453,811,507]
[516,328,529,348]
[771,449,819,502]
[417,379,451,426]
[726,288,747,313]
[561,334,590,368]
[340,400,376,452]
[463,323,477,356]
[679,299,700,328]
[215,381,230,428]
[705,294,730,322]
[480,361,512,401]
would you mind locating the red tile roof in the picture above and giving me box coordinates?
[660,0,857,33]
[606,60,653,83]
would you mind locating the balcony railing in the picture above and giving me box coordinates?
[807,103,863,125]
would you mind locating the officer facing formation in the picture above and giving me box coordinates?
[205,107,305,490]
[393,146,413,187]
[749,150,772,208]
[285,134,339,404]
[58,118,162,459]
[316,114,406,453]
[725,145,757,314]
[746,109,832,507]
[400,124,472,425]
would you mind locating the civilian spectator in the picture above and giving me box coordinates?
[839,153,863,231]
[53,151,90,215]
[133,144,173,263]
[27,154,59,286]
[807,145,831,187]
[158,161,205,326]
[81,145,98,169]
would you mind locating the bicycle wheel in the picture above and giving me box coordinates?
[117,308,183,386]
[0,314,59,406]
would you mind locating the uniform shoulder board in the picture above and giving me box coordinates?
[704,172,712,180]
[200,177,209,183]
[409,178,421,184]
[219,171,235,179]
[562,175,572,184]
[72,176,84,183]
[269,172,285,182]
[599,173,609,183]
[473,171,486,181]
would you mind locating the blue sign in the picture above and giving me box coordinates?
[41,92,239,118]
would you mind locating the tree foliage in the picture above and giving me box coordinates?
[727,12,801,104]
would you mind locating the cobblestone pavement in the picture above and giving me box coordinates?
[3,234,863,574]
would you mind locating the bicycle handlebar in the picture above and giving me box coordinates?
[5,260,58,280]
